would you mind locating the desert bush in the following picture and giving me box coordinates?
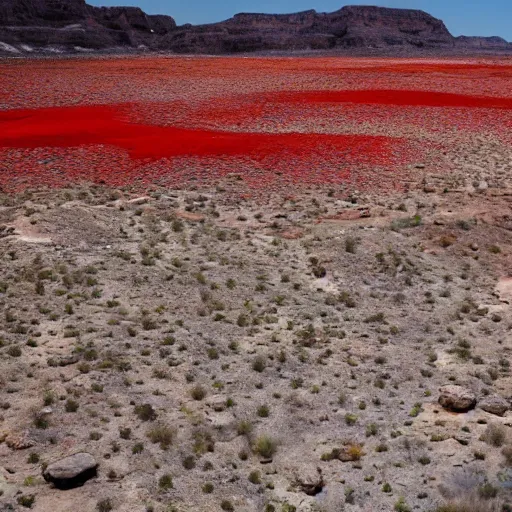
[119,427,131,440]
[192,429,215,454]
[248,470,261,484]
[190,385,206,401]
[135,403,157,421]
[202,482,214,493]
[345,413,358,425]
[394,497,411,512]
[27,453,40,464]
[18,495,36,508]
[158,473,173,490]
[252,355,266,372]
[345,236,357,253]
[65,399,79,413]
[182,455,196,470]
[253,435,277,458]
[237,420,253,436]
[481,423,507,447]
[391,215,422,230]
[147,425,174,450]
[96,499,112,512]
[7,345,22,357]
[257,405,270,417]
[141,317,157,330]
[132,442,144,454]
[478,483,498,499]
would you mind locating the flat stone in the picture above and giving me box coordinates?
[43,452,98,489]
[438,385,477,412]
[175,210,205,222]
[479,395,509,416]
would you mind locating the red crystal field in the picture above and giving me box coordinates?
[1,56,511,194]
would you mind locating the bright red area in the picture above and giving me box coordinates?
[0,104,398,161]
[1,57,511,194]
[273,90,512,109]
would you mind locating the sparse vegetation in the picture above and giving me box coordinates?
[0,94,510,512]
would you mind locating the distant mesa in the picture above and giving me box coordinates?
[0,1,510,54]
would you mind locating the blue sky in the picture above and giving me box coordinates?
[89,0,512,40]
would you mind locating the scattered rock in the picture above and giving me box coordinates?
[38,407,53,417]
[335,445,363,462]
[5,431,34,450]
[175,210,205,222]
[127,196,150,205]
[43,452,98,489]
[438,385,477,412]
[479,395,509,416]
[0,225,15,238]
[294,467,324,495]
[280,228,304,239]
[57,355,79,367]
[207,396,227,412]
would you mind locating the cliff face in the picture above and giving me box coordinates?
[0,0,87,26]
[456,35,511,50]
[324,6,455,48]
[0,0,176,51]
[0,2,509,54]
[161,6,455,54]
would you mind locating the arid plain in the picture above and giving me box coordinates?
[0,56,511,512]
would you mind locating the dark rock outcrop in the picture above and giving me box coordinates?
[0,2,510,55]
[0,0,88,26]
[438,385,477,413]
[479,395,510,416]
[0,0,176,51]
[43,452,98,489]
[160,6,456,54]
[456,35,512,50]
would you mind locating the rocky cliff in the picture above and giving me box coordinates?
[0,0,176,51]
[161,6,456,54]
[455,35,511,50]
[0,1,509,55]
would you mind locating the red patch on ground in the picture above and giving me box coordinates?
[0,104,401,161]
[272,90,512,109]
[1,57,511,194]
[0,103,416,193]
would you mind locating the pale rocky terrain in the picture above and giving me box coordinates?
[0,159,512,512]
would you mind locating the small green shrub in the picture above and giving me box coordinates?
[96,499,112,512]
[253,435,277,458]
[158,473,173,490]
[147,425,174,450]
[135,403,157,421]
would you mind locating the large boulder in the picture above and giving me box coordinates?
[43,452,98,489]
[438,385,477,412]
[479,395,510,416]
[293,466,324,496]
